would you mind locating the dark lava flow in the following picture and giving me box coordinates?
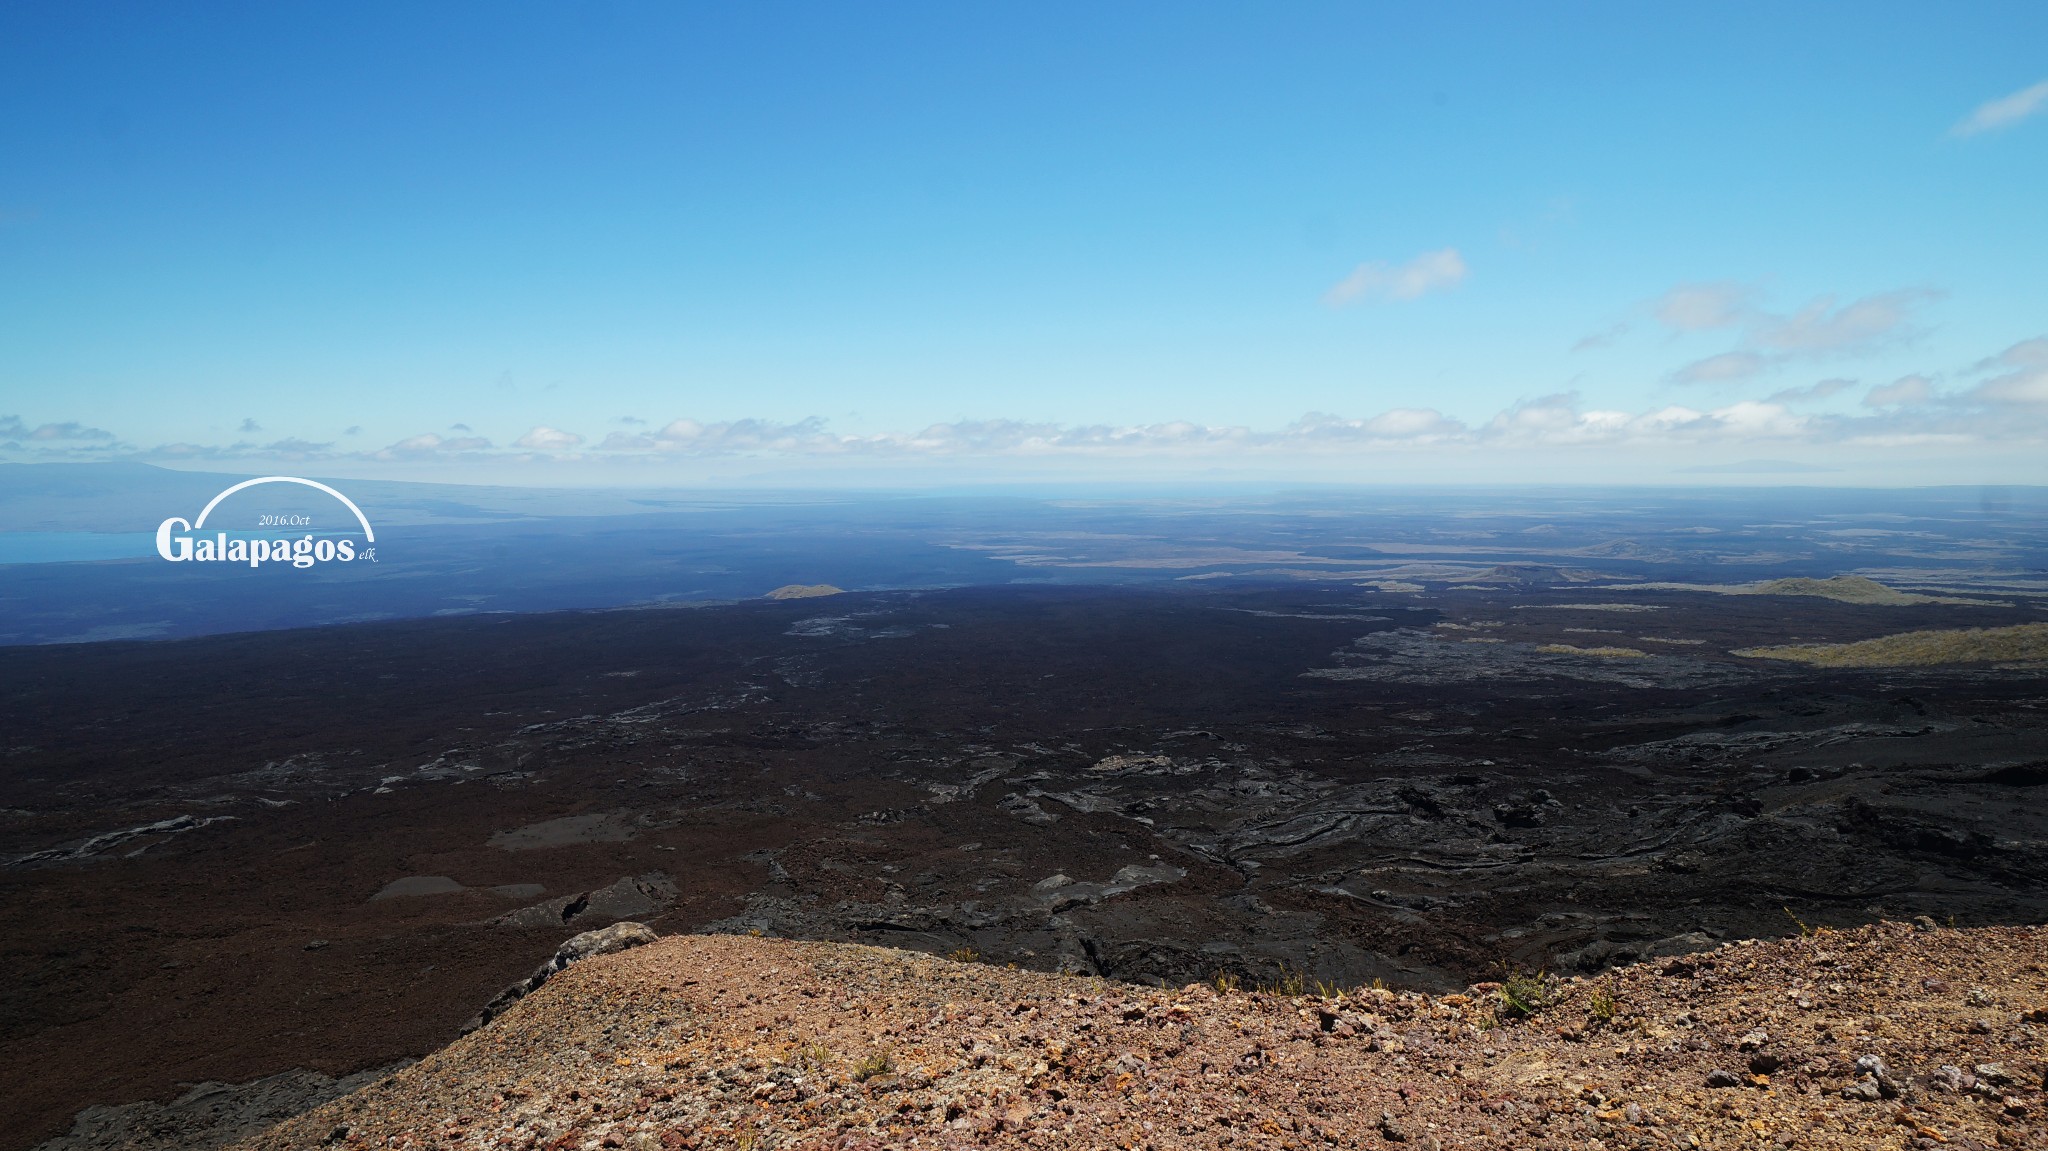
[2,582,2044,1146]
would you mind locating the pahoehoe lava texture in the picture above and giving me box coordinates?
[3,583,2045,1147]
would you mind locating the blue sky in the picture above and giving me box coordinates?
[2,2,2045,485]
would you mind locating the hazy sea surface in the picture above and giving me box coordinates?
[0,532,156,564]
[4,463,2047,645]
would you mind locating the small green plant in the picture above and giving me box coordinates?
[851,1048,893,1082]
[1497,970,1550,1020]
[1213,970,1240,994]
[1586,983,1619,1024]
[1254,963,1307,997]
[947,946,980,963]
[1783,906,1814,937]
[1314,979,1343,999]
[1270,964,1307,997]
[798,1042,832,1069]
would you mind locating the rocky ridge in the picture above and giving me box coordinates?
[237,920,2046,1150]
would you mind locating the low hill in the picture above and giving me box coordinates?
[765,584,846,600]
[1737,622,2048,668]
[1607,575,2005,607]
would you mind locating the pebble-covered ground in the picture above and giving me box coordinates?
[238,921,2046,1150]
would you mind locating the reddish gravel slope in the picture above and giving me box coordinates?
[238,922,2047,1150]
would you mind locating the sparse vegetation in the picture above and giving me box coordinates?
[947,946,980,963]
[1606,575,2001,607]
[851,1048,893,1082]
[1785,906,1815,937]
[1256,963,1307,997]
[1735,622,2048,668]
[1586,983,1619,1024]
[1496,970,1550,1020]
[1535,643,1649,658]
[1213,970,1240,994]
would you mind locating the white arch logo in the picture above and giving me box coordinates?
[157,476,377,568]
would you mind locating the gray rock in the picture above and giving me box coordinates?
[997,792,1058,825]
[1973,1062,2013,1086]
[1704,1068,1743,1088]
[555,920,659,966]
[1931,1065,1976,1093]
[492,873,674,929]
[369,875,466,901]
[463,921,659,1033]
[30,1062,410,1151]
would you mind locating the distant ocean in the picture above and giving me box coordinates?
[0,532,157,564]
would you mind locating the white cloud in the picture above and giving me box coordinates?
[1480,393,1815,446]
[1862,374,1933,407]
[1670,351,1769,385]
[1964,336,2048,405]
[1952,78,2048,137]
[1750,290,1934,354]
[135,437,336,461]
[1282,409,1467,443]
[24,331,2048,474]
[513,426,585,450]
[260,438,333,457]
[1649,284,1937,389]
[1324,247,1467,306]
[651,417,832,452]
[1654,282,1751,331]
[27,420,115,441]
[1767,378,1853,404]
[597,431,656,451]
[1974,336,2048,372]
[1570,322,1630,353]
[1984,374,2048,405]
[1709,400,1806,436]
[374,432,494,460]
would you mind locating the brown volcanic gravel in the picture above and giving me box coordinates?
[237,922,2047,1151]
